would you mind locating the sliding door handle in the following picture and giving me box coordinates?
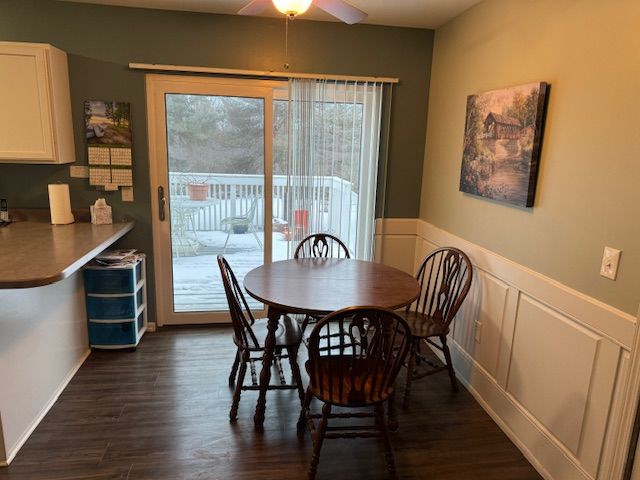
[158,186,166,221]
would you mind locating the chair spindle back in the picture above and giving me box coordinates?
[307,307,411,406]
[412,247,473,328]
[217,255,260,350]
[294,233,351,259]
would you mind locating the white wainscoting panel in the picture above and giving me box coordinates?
[374,218,417,274]
[413,235,437,272]
[455,270,509,380]
[375,218,637,480]
[578,338,621,476]
[507,294,600,454]
[451,343,592,480]
[598,350,631,478]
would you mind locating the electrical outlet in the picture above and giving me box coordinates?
[600,246,621,280]
[474,320,482,343]
[121,186,134,202]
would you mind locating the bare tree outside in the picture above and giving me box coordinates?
[167,94,363,187]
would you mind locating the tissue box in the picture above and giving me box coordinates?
[90,205,112,224]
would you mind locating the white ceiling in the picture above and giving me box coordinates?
[59,0,482,29]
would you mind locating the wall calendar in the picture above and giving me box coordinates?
[85,100,133,190]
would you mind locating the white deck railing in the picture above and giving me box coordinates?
[169,172,356,235]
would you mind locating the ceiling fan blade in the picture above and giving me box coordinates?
[238,0,272,16]
[314,0,367,24]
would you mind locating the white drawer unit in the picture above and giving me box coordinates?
[0,42,75,164]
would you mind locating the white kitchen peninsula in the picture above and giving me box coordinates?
[0,212,133,465]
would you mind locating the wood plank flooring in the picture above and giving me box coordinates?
[0,327,542,480]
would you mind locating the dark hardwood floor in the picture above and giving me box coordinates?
[0,327,541,480]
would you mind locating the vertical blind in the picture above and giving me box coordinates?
[284,78,385,260]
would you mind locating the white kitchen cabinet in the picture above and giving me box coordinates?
[0,42,75,164]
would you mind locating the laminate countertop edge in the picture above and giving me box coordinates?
[0,221,135,289]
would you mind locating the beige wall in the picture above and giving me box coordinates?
[420,0,640,315]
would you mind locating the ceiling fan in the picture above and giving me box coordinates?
[238,0,368,24]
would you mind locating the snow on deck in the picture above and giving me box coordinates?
[172,230,292,312]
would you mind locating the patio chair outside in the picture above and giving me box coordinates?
[221,197,263,252]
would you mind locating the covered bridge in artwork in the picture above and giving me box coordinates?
[483,112,522,139]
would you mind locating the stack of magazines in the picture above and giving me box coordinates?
[92,249,140,267]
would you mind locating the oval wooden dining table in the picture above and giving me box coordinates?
[244,258,420,430]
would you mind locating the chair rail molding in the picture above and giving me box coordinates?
[374,218,639,480]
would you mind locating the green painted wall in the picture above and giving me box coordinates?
[0,0,433,322]
[421,0,640,315]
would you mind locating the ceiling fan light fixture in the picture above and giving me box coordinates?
[272,0,313,16]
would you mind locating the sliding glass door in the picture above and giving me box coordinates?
[147,76,276,324]
[147,75,384,325]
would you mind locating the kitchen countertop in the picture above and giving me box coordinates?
[0,215,134,289]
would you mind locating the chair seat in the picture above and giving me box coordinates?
[305,357,393,406]
[221,217,247,224]
[239,315,303,351]
[400,310,449,338]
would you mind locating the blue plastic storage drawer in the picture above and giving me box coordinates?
[137,309,145,332]
[84,262,142,294]
[89,321,136,346]
[86,289,143,320]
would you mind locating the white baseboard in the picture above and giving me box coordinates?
[3,349,90,465]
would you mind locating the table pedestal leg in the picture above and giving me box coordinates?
[254,306,281,431]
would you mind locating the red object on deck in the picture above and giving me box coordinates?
[293,209,309,238]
